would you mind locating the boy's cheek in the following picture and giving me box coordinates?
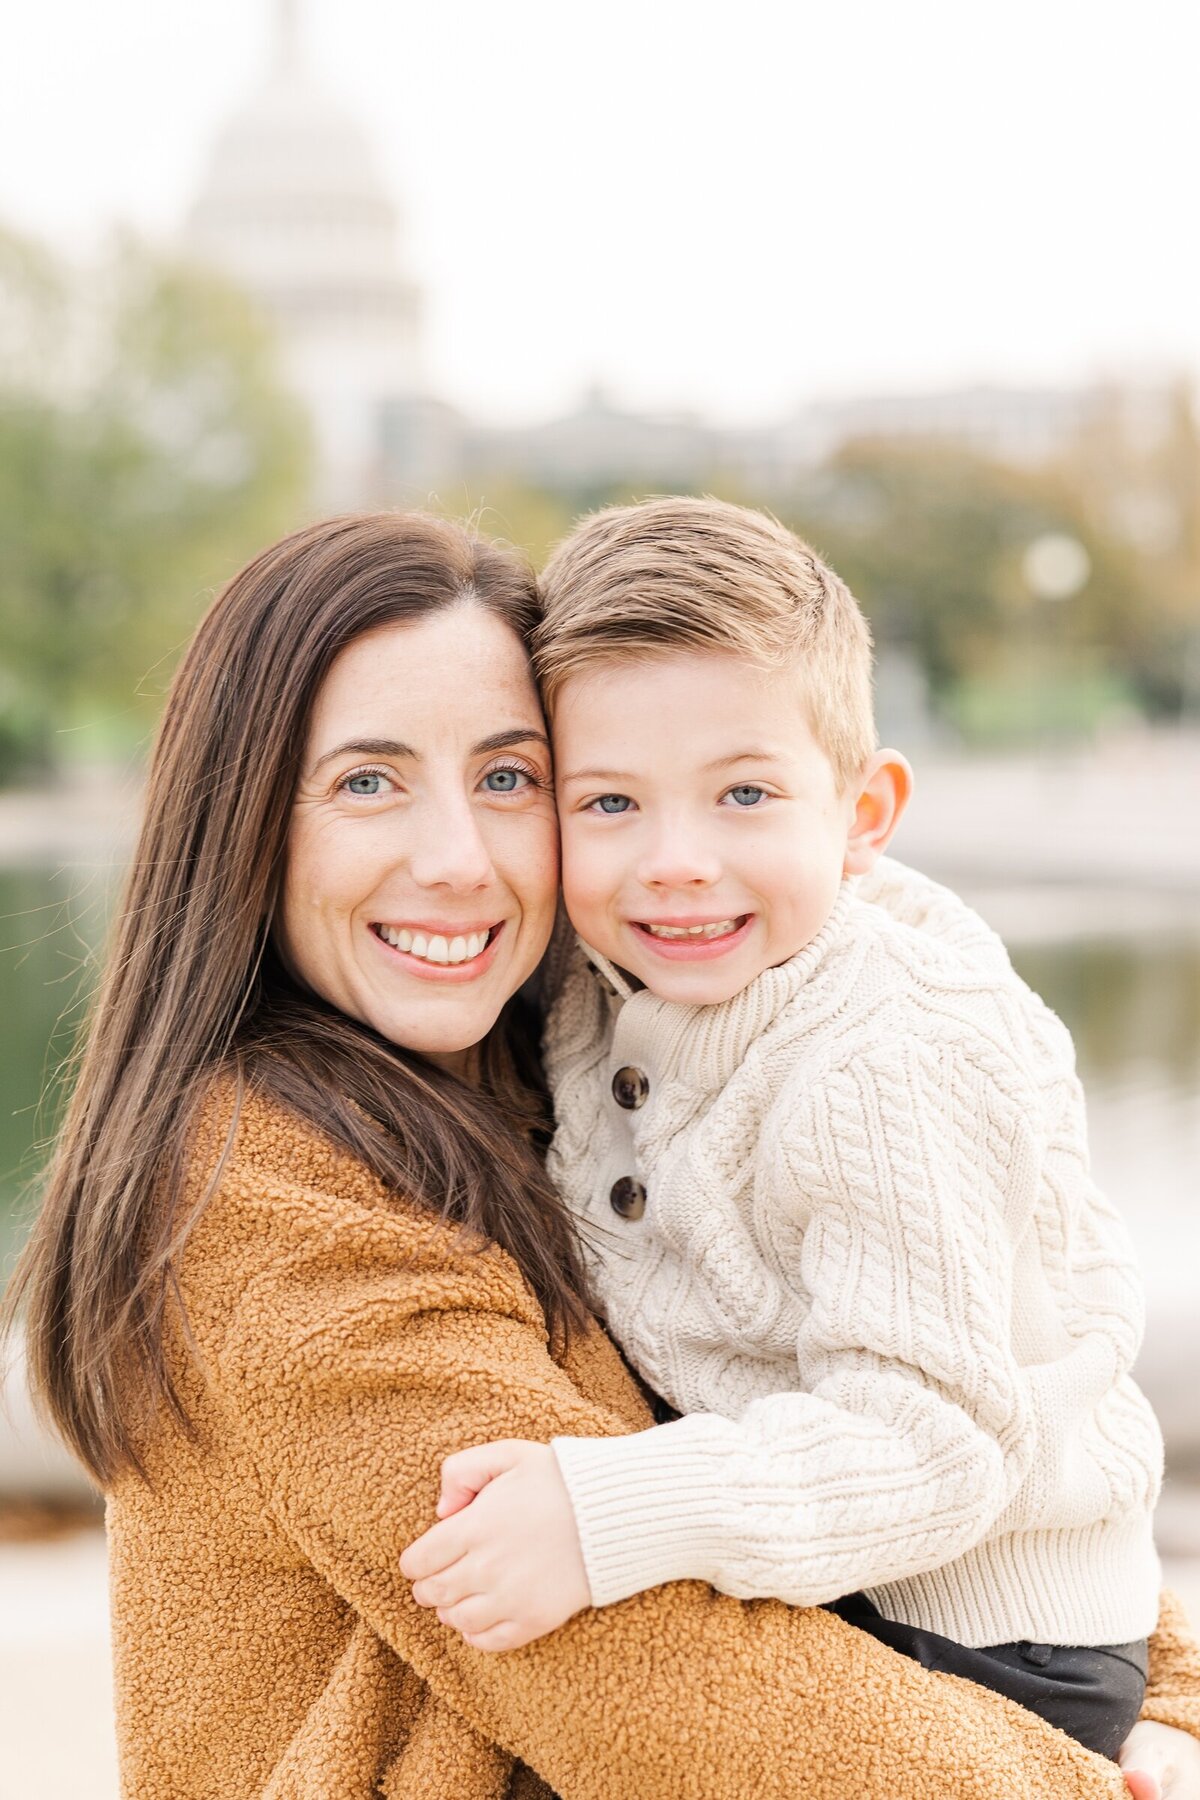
[558,835,619,944]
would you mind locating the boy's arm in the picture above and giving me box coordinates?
[552,1035,1155,1614]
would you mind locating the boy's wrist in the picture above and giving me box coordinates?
[551,1418,734,1607]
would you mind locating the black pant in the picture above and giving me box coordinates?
[827,1591,1148,1761]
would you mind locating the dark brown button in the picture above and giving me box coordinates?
[612,1065,649,1110]
[609,1177,647,1220]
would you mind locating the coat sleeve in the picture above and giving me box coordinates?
[209,1174,1132,1800]
[1141,1590,1200,1736]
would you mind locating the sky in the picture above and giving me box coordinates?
[0,0,1196,425]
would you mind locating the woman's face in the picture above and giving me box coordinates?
[277,600,558,1074]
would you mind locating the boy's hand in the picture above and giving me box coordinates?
[400,1440,591,1651]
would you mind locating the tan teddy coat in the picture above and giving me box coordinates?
[107,1082,1200,1798]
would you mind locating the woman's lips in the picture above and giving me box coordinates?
[369,921,504,982]
[628,914,754,961]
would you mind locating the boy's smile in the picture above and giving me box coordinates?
[554,650,879,1006]
[630,912,755,959]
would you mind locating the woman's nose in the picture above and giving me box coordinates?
[408,795,495,892]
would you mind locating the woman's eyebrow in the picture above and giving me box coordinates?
[310,727,549,775]
[311,736,415,773]
[472,728,551,756]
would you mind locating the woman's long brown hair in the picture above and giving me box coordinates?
[3,512,592,1486]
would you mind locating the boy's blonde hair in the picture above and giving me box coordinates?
[535,495,876,792]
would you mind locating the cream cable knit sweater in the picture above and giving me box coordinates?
[544,859,1162,1649]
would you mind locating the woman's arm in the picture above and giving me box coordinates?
[1123,1599,1200,1800]
[207,1176,1131,1800]
[1142,1592,1200,1738]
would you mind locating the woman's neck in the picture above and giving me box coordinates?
[422,1044,483,1085]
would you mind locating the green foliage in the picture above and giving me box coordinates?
[0,226,311,779]
[781,441,1146,700]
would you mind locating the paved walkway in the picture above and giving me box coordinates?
[0,1532,116,1800]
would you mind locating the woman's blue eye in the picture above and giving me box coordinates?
[727,785,766,806]
[592,794,633,815]
[483,767,528,793]
[345,771,388,797]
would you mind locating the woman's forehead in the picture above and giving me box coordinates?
[304,607,544,757]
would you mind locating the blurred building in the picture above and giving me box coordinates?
[461,385,723,493]
[774,385,1097,469]
[183,0,422,504]
[179,7,1189,516]
[377,379,1187,510]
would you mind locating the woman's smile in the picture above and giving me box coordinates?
[369,918,504,978]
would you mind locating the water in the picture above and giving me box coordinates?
[2,865,1198,1439]
[0,868,112,1277]
[1010,938,1200,1410]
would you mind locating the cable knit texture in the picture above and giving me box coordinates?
[105,1077,1199,1797]
[545,859,1163,1647]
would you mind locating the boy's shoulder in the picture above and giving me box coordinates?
[760,860,1074,1094]
[853,857,1014,977]
[844,858,1023,1006]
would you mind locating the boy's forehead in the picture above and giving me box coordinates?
[549,650,827,769]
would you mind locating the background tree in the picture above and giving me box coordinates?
[0,226,310,780]
[781,438,1165,742]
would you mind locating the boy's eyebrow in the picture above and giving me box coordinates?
[703,749,786,771]
[311,728,549,774]
[560,749,786,786]
[558,767,631,786]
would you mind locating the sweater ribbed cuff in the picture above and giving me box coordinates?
[552,1418,735,1608]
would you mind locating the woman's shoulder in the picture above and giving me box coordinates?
[178,1070,545,1341]
[189,1071,389,1213]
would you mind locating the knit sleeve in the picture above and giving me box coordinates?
[552,1037,1052,1613]
[210,1173,1129,1800]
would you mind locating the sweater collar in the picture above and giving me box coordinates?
[578,878,857,1089]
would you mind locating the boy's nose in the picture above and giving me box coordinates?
[636,830,722,891]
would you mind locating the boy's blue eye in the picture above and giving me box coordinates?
[483,767,526,793]
[727,785,766,806]
[593,794,633,815]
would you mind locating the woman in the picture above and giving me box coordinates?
[5,513,1199,1798]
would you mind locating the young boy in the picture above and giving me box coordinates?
[401,497,1163,1760]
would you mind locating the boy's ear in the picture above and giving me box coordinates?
[843,749,913,876]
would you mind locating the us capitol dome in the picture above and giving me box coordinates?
[183,0,423,503]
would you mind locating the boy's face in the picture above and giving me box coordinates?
[554,650,857,1006]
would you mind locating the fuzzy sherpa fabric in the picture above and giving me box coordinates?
[106,1081,1195,1797]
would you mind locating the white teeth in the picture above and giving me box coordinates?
[643,917,740,941]
[377,926,491,964]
